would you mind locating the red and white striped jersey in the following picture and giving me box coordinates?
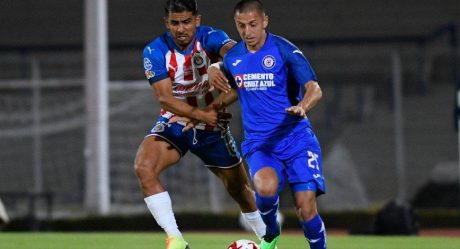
[143,26,234,130]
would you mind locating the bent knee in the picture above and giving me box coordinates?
[253,168,279,196]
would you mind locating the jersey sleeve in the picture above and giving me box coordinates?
[142,44,169,85]
[202,27,234,57]
[279,39,317,86]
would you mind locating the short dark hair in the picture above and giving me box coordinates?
[234,0,265,16]
[164,0,198,16]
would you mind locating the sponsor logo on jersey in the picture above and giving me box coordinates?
[221,38,234,45]
[234,75,244,88]
[293,49,303,55]
[145,70,155,79]
[232,59,242,66]
[234,73,276,91]
[262,55,276,69]
[146,46,155,54]
[144,57,152,70]
[172,80,211,97]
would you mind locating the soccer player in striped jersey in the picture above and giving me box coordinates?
[135,1,266,248]
[210,1,327,248]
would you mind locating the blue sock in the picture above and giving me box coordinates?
[301,214,327,249]
[255,193,280,237]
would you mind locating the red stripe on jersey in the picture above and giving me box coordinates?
[168,51,177,79]
[183,54,193,81]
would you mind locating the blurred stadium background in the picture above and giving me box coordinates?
[0,0,459,232]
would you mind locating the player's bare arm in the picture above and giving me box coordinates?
[151,77,218,126]
[285,80,322,117]
[208,41,236,93]
[210,88,239,110]
[178,89,239,132]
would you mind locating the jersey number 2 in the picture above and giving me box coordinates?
[307,151,319,171]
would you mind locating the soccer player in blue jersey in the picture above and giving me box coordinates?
[135,1,266,249]
[209,1,327,248]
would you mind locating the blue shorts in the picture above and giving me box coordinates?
[147,117,242,168]
[242,125,325,196]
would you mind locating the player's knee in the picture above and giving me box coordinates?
[253,168,279,196]
[134,156,157,178]
[254,179,278,196]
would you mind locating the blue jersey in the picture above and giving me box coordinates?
[223,32,317,141]
[143,26,233,130]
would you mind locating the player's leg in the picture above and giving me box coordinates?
[292,185,326,249]
[246,150,285,249]
[193,128,266,239]
[287,129,327,249]
[134,122,190,249]
[208,163,266,239]
[253,166,283,249]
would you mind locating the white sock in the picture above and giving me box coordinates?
[144,191,182,237]
[242,211,266,239]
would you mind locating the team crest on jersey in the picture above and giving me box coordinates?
[262,55,276,69]
[144,57,152,70]
[192,53,205,67]
[151,122,165,133]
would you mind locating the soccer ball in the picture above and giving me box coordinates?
[227,239,260,249]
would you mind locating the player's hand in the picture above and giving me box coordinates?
[216,111,232,130]
[168,116,198,132]
[195,108,219,127]
[208,66,231,93]
[285,106,307,118]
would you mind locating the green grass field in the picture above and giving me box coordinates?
[1,232,459,249]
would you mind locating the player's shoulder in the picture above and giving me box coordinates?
[268,33,305,60]
[223,41,245,65]
[225,41,246,57]
[196,25,225,37]
[196,25,232,43]
[269,33,298,51]
[143,34,169,56]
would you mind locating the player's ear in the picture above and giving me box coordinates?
[195,14,201,27]
[164,17,170,30]
[263,14,269,29]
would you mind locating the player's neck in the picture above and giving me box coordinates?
[177,42,194,52]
